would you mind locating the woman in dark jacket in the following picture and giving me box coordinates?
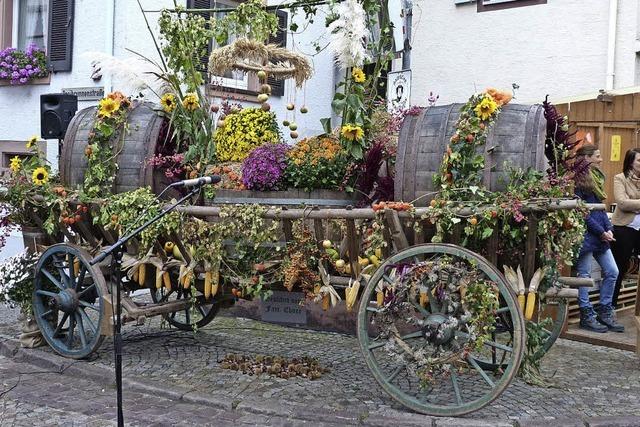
[574,145,623,333]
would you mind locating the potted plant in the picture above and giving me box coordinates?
[0,249,45,347]
[0,44,49,85]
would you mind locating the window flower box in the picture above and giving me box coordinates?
[0,44,50,86]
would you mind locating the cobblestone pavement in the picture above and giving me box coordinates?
[1,303,640,426]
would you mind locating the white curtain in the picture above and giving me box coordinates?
[18,0,48,50]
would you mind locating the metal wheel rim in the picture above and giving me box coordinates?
[33,244,106,359]
[356,243,525,417]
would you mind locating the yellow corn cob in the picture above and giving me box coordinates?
[155,268,163,289]
[459,285,466,300]
[179,265,186,288]
[419,291,428,307]
[314,284,321,294]
[204,271,212,299]
[518,294,525,311]
[73,258,80,276]
[525,292,536,320]
[183,271,192,289]
[132,267,139,284]
[322,294,330,311]
[211,269,219,296]
[376,291,384,307]
[138,264,146,287]
[162,271,172,291]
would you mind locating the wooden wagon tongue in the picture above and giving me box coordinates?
[395,103,548,206]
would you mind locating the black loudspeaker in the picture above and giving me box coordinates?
[40,93,78,139]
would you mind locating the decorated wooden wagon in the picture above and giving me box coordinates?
[21,95,599,417]
[0,1,602,418]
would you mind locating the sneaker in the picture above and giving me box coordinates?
[579,307,608,333]
[596,305,625,333]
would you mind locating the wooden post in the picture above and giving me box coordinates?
[345,219,360,277]
[384,209,409,252]
[523,215,538,284]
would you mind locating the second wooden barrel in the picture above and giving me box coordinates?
[60,102,168,195]
[395,103,547,206]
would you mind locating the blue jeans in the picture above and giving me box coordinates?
[575,249,619,309]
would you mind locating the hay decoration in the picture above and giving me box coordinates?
[208,38,313,88]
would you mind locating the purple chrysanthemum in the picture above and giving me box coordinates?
[241,143,290,191]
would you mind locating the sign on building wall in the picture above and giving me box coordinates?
[387,70,411,111]
[61,87,104,101]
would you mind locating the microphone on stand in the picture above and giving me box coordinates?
[171,175,222,188]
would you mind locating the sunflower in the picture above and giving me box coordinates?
[160,93,177,113]
[32,167,49,186]
[26,135,39,149]
[474,95,498,120]
[341,124,364,141]
[98,97,121,118]
[9,156,21,174]
[352,67,366,83]
[182,93,199,111]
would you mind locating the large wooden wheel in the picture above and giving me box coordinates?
[356,244,525,416]
[149,267,220,331]
[32,244,108,359]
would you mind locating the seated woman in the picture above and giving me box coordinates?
[574,145,623,332]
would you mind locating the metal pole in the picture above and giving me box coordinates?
[112,246,124,427]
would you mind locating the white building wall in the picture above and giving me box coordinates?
[410,0,638,104]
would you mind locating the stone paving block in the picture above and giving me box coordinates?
[516,418,586,427]
[435,418,514,427]
[585,416,640,427]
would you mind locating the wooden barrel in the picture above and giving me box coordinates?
[60,102,168,195]
[395,103,547,206]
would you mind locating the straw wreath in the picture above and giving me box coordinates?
[208,38,313,88]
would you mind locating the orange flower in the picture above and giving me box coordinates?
[485,88,512,107]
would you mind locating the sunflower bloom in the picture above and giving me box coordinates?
[160,93,177,113]
[9,156,21,174]
[32,167,49,186]
[341,124,364,141]
[98,97,121,118]
[182,93,199,111]
[26,135,39,149]
[352,67,366,83]
[474,96,498,120]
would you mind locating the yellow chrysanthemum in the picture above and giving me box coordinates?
[182,93,199,111]
[9,156,21,174]
[32,167,49,186]
[26,135,39,149]
[474,96,498,120]
[341,124,364,141]
[160,93,177,113]
[98,97,121,118]
[352,67,366,83]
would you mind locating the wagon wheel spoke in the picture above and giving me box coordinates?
[456,331,513,353]
[450,369,463,405]
[466,356,496,388]
[368,330,424,350]
[75,311,88,348]
[53,254,72,289]
[67,253,76,288]
[77,308,97,335]
[36,289,59,298]
[77,283,96,299]
[52,313,70,338]
[197,304,207,318]
[79,300,99,311]
[66,314,76,348]
[41,269,65,291]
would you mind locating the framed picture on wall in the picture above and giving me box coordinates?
[478,0,547,13]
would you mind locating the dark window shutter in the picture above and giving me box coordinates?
[188,0,212,78]
[267,10,287,97]
[47,0,74,72]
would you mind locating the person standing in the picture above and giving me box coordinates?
[611,148,640,308]
[574,145,623,332]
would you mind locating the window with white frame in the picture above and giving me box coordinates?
[209,0,249,90]
[14,0,48,50]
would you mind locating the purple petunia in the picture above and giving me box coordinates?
[0,45,48,85]
[241,143,290,191]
